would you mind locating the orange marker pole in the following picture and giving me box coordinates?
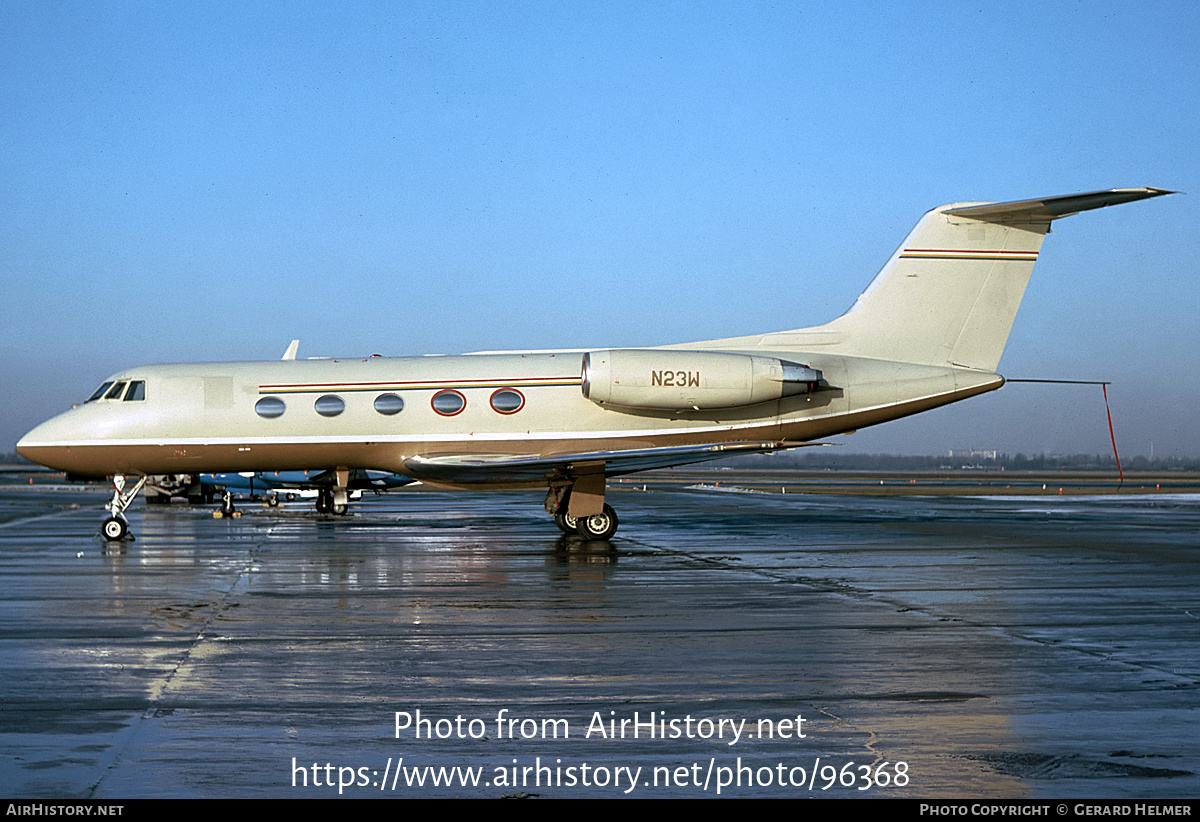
[1102,383,1123,489]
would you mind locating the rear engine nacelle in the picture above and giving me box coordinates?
[581,350,821,411]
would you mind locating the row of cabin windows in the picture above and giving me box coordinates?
[86,380,146,403]
[254,389,525,420]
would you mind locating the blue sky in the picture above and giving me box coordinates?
[3,2,1198,457]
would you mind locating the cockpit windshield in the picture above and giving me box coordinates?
[86,382,114,403]
[85,380,146,403]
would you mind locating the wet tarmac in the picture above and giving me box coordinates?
[1,482,1198,798]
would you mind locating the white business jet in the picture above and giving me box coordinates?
[17,187,1172,541]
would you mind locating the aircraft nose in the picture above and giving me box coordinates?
[16,413,81,473]
[16,422,47,458]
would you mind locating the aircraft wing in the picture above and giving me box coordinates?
[403,441,823,485]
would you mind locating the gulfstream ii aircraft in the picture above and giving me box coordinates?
[17,187,1171,541]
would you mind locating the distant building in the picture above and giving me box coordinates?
[948,449,997,461]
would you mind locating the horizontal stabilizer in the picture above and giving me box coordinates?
[944,187,1174,223]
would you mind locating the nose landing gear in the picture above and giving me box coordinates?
[99,474,147,541]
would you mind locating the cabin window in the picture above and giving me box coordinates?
[124,381,146,401]
[431,389,466,416]
[374,393,405,415]
[490,388,525,414]
[104,381,127,400]
[255,397,286,419]
[314,394,345,417]
[87,382,114,403]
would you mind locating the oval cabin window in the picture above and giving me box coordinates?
[431,390,466,416]
[314,394,345,417]
[374,393,405,415]
[490,388,524,414]
[255,397,286,419]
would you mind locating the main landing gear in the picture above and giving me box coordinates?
[315,488,349,516]
[546,483,620,540]
[100,474,147,541]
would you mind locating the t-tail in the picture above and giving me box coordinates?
[801,187,1173,371]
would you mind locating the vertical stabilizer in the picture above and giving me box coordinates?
[808,187,1171,371]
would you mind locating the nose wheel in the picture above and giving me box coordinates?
[101,516,128,541]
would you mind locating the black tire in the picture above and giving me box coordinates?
[101,516,127,541]
[315,491,331,513]
[554,512,578,534]
[220,496,235,516]
[574,504,618,540]
[331,502,348,516]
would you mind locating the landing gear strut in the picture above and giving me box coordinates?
[100,474,146,541]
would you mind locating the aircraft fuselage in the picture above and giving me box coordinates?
[17,350,999,487]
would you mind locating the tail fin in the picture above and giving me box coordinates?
[810,187,1172,371]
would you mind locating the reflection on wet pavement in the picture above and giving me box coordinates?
[1,485,1197,797]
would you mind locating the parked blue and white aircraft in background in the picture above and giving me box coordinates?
[198,469,415,515]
